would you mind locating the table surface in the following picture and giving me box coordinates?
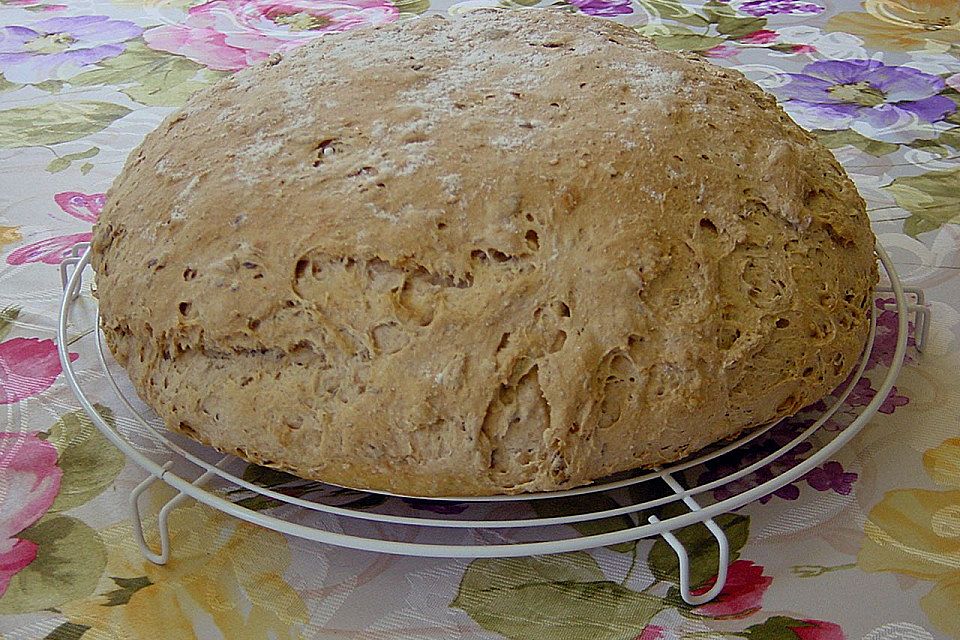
[0,0,958,638]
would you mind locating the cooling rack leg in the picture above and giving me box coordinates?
[912,302,931,352]
[879,285,931,353]
[647,471,730,606]
[59,242,90,301]
[129,462,219,565]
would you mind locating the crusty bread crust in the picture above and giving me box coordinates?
[92,10,877,496]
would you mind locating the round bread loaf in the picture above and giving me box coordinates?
[92,10,877,496]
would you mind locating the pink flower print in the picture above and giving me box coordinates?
[790,44,816,54]
[0,337,78,404]
[693,560,773,618]
[2,0,67,11]
[704,44,740,58]
[52,191,101,224]
[143,0,399,72]
[633,625,664,640]
[0,432,62,597]
[738,29,779,44]
[0,538,39,591]
[746,617,846,640]
[790,620,845,640]
[804,461,857,495]
[6,191,103,266]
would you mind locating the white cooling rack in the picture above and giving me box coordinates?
[56,242,924,605]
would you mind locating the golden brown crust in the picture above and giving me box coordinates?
[92,10,877,496]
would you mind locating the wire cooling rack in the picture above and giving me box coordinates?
[57,242,924,605]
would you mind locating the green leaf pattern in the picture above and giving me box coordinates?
[101,576,153,607]
[0,406,127,618]
[70,42,226,107]
[814,129,899,157]
[453,554,663,640]
[532,494,638,553]
[46,147,100,174]
[884,168,960,238]
[455,513,760,638]
[634,0,768,51]
[648,513,750,587]
[0,306,20,341]
[43,622,92,640]
[45,405,127,513]
[0,517,107,615]
[0,102,131,149]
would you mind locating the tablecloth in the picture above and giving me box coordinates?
[0,0,958,638]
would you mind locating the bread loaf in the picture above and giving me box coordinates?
[92,10,877,496]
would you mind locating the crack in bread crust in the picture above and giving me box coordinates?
[92,10,877,496]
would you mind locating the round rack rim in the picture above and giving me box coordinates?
[86,311,876,533]
[57,243,910,558]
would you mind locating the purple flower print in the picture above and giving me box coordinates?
[0,16,142,84]
[763,480,799,503]
[738,0,823,16]
[846,376,909,414]
[846,377,876,406]
[805,461,857,495]
[704,449,859,504]
[820,406,860,432]
[402,498,469,514]
[879,387,909,414]
[773,59,956,143]
[699,421,816,504]
[708,467,801,503]
[868,298,916,370]
[568,0,633,17]
[846,377,909,414]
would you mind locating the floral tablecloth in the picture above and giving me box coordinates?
[1,0,958,638]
